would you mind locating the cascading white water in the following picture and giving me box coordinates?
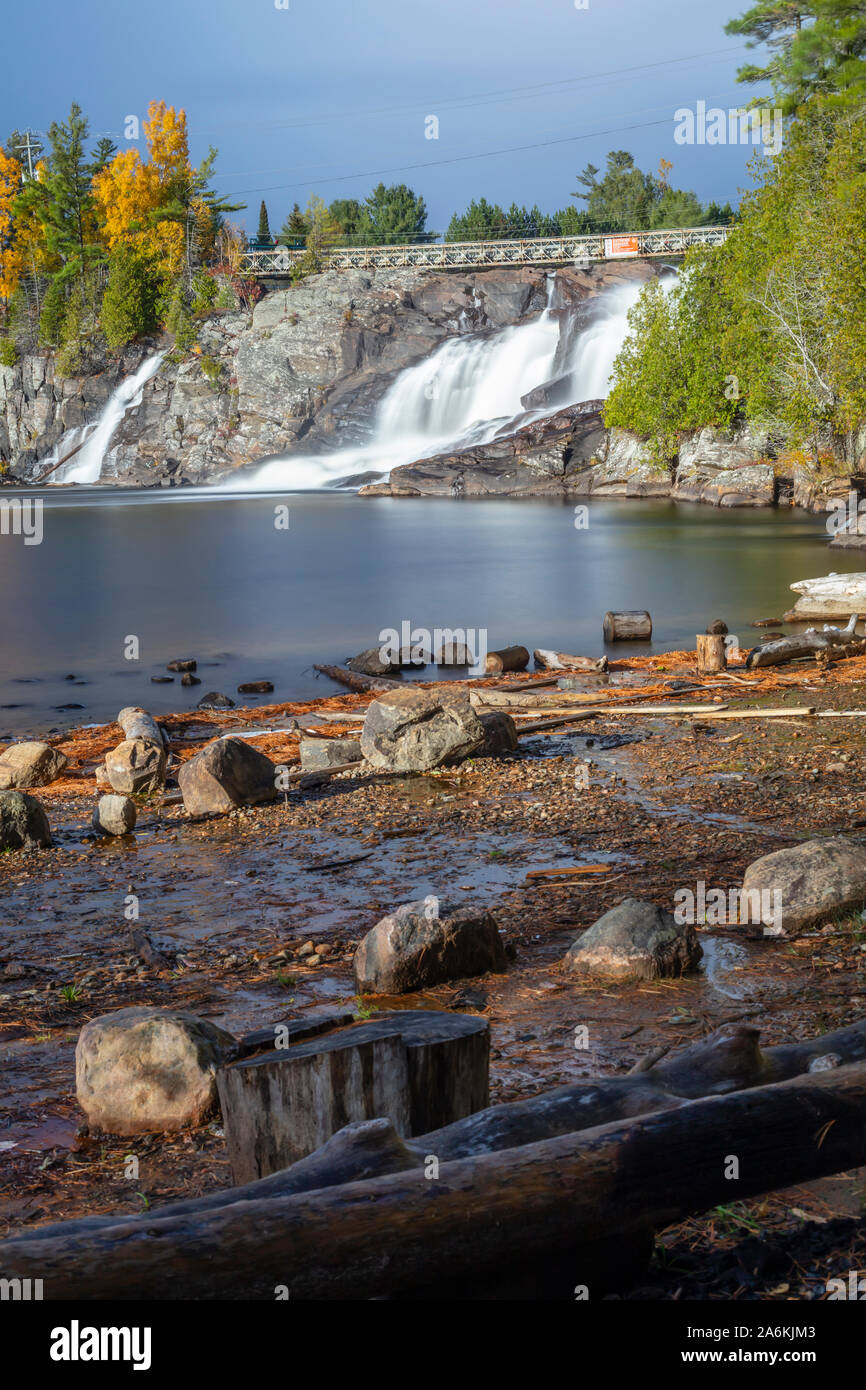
[47,352,166,484]
[231,273,661,491]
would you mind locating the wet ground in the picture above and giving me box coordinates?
[2,651,866,1297]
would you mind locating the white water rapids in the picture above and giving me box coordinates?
[42,352,166,485]
[237,273,655,491]
[38,274,659,490]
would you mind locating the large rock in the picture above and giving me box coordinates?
[178,736,278,813]
[346,648,398,677]
[299,737,363,770]
[0,741,68,789]
[563,898,702,981]
[360,686,485,772]
[104,737,166,796]
[76,1007,239,1134]
[92,794,137,836]
[354,896,507,994]
[785,572,866,621]
[741,836,866,935]
[0,790,52,850]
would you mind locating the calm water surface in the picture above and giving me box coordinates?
[0,487,856,737]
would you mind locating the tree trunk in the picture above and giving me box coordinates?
[603,610,652,642]
[6,1063,866,1300]
[484,645,530,674]
[746,617,866,668]
[696,634,727,674]
[533,649,609,672]
[313,663,404,693]
[217,1010,490,1184]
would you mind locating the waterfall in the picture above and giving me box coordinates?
[49,352,166,485]
[232,273,661,492]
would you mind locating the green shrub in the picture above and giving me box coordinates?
[0,338,17,367]
[101,245,160,350]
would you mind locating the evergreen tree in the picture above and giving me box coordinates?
[726,1,866,109]
[359,183,427,244]
[257,199,271,243]
[279,203,308,243]
[101,244,160,349]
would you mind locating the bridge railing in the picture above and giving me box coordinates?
[239,225,731,277]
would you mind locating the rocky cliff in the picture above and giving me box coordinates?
[0,257,855,511]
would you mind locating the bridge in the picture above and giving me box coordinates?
[239,225,731,277]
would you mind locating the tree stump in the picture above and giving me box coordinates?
[696,633,727,674]
[217,1009,489,1185]
[602,611,652,642]
[484,645,530,674]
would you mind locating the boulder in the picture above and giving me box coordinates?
[435,641,476,666]
[0,741,68,789]
[346,648,398,677]
[299,737,363,771]
[105,737,166,796]
[92,794,137,837]
[0,790,52,850]
[785,572,866,621]
[480,711,519,755]
[741,836,866,935]
[354,896,507,994]
[197,691,236,710]
[563,898,702,981]
[360,686,485,772]
[75,1006,239,1135]
[177,736,278,814]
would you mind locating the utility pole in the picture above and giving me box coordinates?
[11,131,42,180]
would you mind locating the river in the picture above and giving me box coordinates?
[0,487,855,737]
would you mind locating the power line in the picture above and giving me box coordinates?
[197,43,750,138]
[221,104,750,200]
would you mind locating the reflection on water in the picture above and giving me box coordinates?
[0,488,852,735]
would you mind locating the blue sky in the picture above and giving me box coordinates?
[3,0,769,234]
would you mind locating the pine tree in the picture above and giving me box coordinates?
[257,200,271,243]
[726,1,866,109]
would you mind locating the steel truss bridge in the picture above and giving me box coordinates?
[239,225,731,277]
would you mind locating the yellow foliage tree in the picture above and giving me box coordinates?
[93,101,192,279]
[0,149,23,303]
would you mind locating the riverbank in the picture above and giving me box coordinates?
[3,648,866,1297]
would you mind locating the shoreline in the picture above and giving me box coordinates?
[3,648,866,1298]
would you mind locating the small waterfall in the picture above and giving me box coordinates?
[50,352,166,485]
[232,273,659,492]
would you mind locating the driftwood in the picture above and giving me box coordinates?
[533,649,609,673]
[746,614,864,668]
[484,645,530,674]
[5,1019,866,1299]
[696,633,726,674]
[313,664,404,693]
[6,1060,866,1300]
[217,1011,490,1184]
[603,610,652,641]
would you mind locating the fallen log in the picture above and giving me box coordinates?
[745,613,863,668]
[313,663,404,693]
[7,1060,866,1300]
[484,645,530,674]
[603,610,652,642]
[533,649,609,673]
